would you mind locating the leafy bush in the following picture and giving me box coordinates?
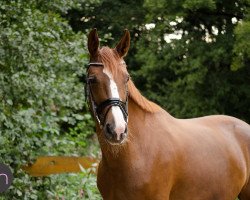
[47,167,101,200]
[0,0,100,199]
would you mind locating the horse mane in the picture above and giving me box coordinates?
[127,80,161,113]
[99,47,161,113]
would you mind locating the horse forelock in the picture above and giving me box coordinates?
[99,47,122,77]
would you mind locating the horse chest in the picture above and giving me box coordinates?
[98,160,151,187]
[98,168,169,200]
[97,153,173,200]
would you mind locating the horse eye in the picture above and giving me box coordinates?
[87,76,98,84]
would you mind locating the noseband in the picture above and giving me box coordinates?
[85,62,128,126]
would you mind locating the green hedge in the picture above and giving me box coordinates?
[0,0,99,199]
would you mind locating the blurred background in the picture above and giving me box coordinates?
[0,0,249,199]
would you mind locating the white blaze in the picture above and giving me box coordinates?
[103,68,127,140]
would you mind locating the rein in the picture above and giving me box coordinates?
[85,62,128,126]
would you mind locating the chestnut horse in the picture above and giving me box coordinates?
[86,29,250,200]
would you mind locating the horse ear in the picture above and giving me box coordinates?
[88,28,99,56]
[115,29,130,57]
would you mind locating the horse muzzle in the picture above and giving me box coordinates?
[104,122,128,144]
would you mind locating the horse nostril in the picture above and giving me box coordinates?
[106,124,111,133]
[105,123,114,139]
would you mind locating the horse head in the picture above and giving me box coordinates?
[86,29,130,145]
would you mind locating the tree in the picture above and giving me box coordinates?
[65,0,250,122]
[135,0,250,121]
[65,0,148,71]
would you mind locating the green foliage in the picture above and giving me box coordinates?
[0,0,99,199]
[232,18,250,70]
[135,0,250,121]
[67,0,250,122]
[47,167,101,200]
[40,114,98,156]
[183,0,216,10]
[65,0,146,47]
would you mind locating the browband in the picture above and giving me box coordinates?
[88,62,104,66]
[88,61,126,68]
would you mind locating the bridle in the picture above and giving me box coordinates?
[85,62,129,127]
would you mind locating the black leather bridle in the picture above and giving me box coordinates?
[85,62,128,126]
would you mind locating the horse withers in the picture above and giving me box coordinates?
[86,28,250,200]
